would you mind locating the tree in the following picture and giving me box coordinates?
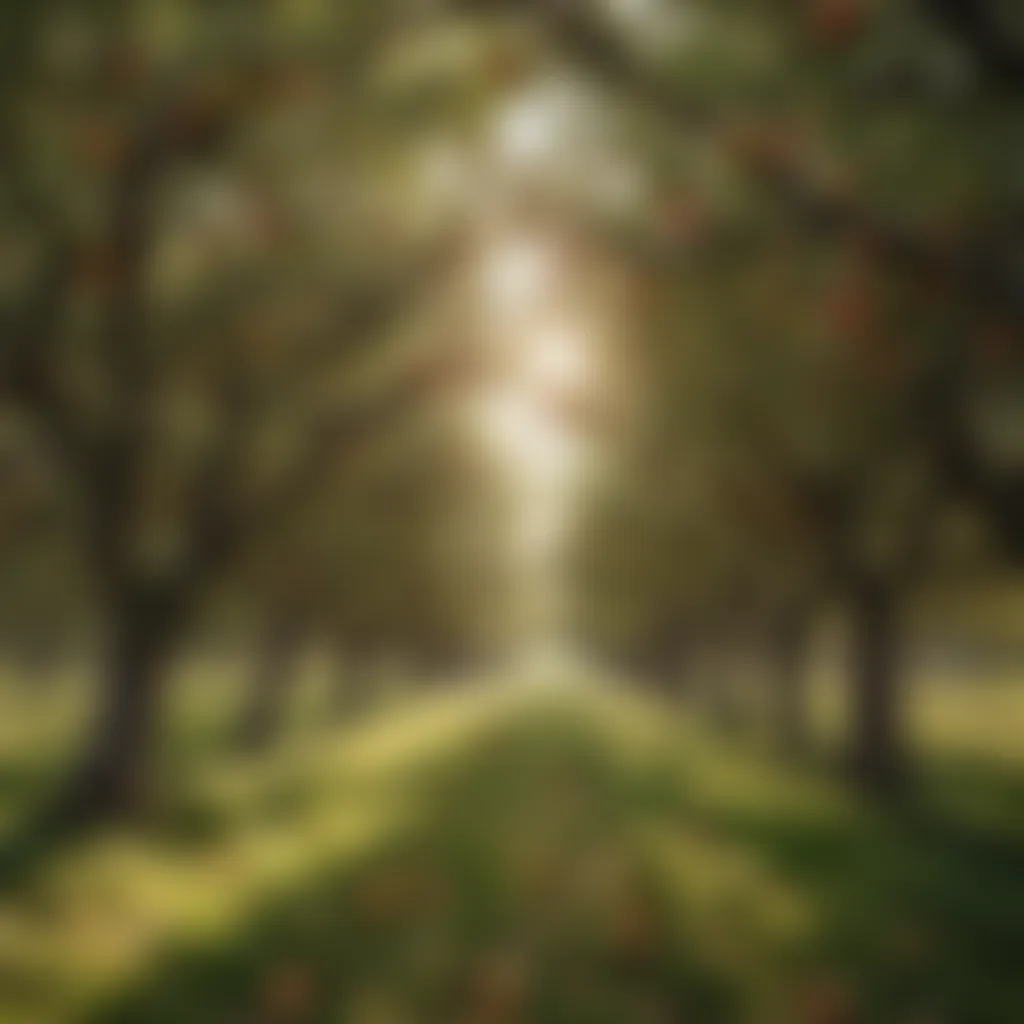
[230,395,511,745]
[488,0,1024,793]
[1,0,478,822]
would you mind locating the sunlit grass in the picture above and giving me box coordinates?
[1,668,1022,1022]
[0,670,520,1023]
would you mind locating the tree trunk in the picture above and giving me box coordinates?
[56,612,172,825]
[235,616,303,750]
[769,614,811,757]
[847,580,908,795]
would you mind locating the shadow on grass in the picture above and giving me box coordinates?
[0,683,390,898]
[7,692,1024,1023]
[0,811,80,900]
[89,709,737,1024]
[652,746,1024,1023]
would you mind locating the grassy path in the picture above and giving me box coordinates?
[2,680,1024,1022]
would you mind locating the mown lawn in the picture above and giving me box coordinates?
[1,668,1023,1023]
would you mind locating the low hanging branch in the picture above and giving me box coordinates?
[185,337,476,603]
[180,226,465,571]
[922,0,1024,89]
[458,0,1024,318]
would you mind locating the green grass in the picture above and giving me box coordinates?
[1,668,1023,1022]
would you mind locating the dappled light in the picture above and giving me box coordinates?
[2,0,1024,1021]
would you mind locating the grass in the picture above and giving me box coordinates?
[0,665,1022,1022]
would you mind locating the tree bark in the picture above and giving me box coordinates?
[847,580,909,795]
[56,611,173,825]
[235,616,303,751]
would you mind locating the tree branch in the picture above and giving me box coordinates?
[184,343,472,599]
[922,0,1024,89]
